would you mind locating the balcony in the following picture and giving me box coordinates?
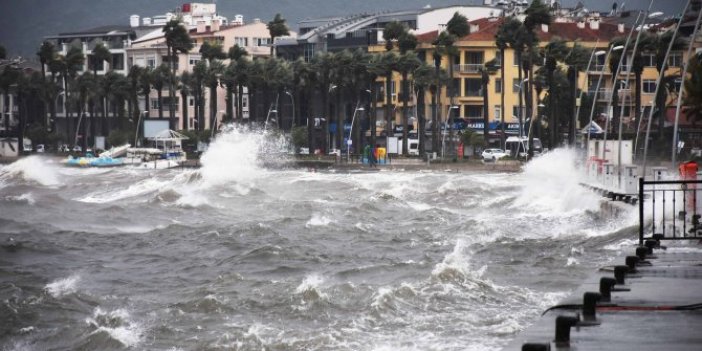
[453,64,482,74]
[589,65,608,73]
[589,88,633,101]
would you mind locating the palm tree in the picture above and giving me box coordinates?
[138,67,152,120]
[192,61,208,130]
[37,41,56,81]
[496,17,531,139]
[267,13,290,57]
[378,52,398,143]
[311,52,335,152]
[683,53,702,121]
[233,57,250,122]
[292,57,315,146]
[221,63,236,124]
[127,65,143,130]
[445,12,470,124]
[383,21,407,51]
[541,38,570,148]
[151,64,170,119]
[396,51,421,155]
[481,59,500,144]
[330,50,352,150]
[365,53,386,149]
[163,19,193,130]
[412,62,435,155]
[91,43,111,75]
[178,71,193,130]
[204,60,224,131]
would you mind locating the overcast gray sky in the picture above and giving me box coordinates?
[0,0,689,58]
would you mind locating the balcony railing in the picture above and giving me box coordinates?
[588,88,633,101]
[453,64,482,74]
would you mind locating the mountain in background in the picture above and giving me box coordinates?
[0,0,688,58]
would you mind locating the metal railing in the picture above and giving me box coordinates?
[638,178,702,244]
[453,64,482,73]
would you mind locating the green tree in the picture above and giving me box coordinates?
[396,51,421,155]
[178,71,193,130]
[151,64,170,119]
[383,21,406,51]
[163,18,193,129]
[36,41,55,81]
[481,58,499,143]
[683,54,702,123]
[267,13,290,56]
[91,43,111,75]
[412,62,436,155]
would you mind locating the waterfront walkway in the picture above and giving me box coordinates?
[503,238,702,350]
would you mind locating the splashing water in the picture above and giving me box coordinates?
[515,148,601,214]
[198,125,291,187]
[0,156,62,188]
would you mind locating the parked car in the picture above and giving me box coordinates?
[72,145,82,153]
[481,148,507,161]
[36,144,45,153]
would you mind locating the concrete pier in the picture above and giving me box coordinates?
[502,241,702,350]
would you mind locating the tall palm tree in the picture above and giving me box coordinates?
[138,67,152,119]
[496,17,531,139]
[163,19,193,130]
[541,38,570,148]
[330,50,352,150]
[481,58,500,144]
[37,41,56,81]
[234,57,250,122]
[365,53,386,149]
[412,62,435,155]
[396,51,421,155]
[204,60,224,131]
[683,53,702,121]
[311,52,335,152]
[178,71,193,130]
[292,57,315,146]
[151,64,170,119]
[127,65,143,130]
[192,61,208,130]
[221,62,236,124]
[91,43,111,75]
[267,14,290,57]
[445,12,470,125]
[383,21,406,51]
[377,52,398,143]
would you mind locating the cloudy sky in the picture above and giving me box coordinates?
[0,0,689,58]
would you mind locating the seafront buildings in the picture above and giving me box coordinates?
[1,0,701,157]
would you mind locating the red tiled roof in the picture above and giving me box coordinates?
[417,17,628,44]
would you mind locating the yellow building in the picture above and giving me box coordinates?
[372,16,691,141]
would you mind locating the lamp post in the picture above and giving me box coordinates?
[133,110,148,147]
[643,0,692,176]
[574,46,606,144]
[347,102,365,163]
[585,44,624,152]
[441,105,459,158]
[285,90,295,130]
[671,6,702,168]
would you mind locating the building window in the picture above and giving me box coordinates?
[162,97,179,112]
[304,43,315,62]
[495,51,503,66]
[161,56,178,70]
[465,51,484,65]
[465,105,482,118]
[674,78,682,93]
[494,105,501,121]
[513,78,521,93]
[255,37,271,47]
[513,51,521,66]
[151,98,160,109]
[669,53,682,67]
[189,55,201,65]
[642,53,655,67]
[189,97,195,106]
[464,78,482,97]
[235,37,248,47]
[89,55,104,71]
[147,58,156,68]
[643,80,656,94]
[512,105,526,119]
[495,78,502,93]
[112,53,124,70]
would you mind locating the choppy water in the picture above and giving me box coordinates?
[0,128,639,351]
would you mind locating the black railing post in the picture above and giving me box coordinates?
[639,177,645,245]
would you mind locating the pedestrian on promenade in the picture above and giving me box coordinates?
[369,144,377,168]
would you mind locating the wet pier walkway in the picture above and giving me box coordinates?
[503,238,702,351]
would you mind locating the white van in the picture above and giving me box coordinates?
[408,139,419,156]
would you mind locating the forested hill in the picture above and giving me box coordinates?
[0,0,687,58]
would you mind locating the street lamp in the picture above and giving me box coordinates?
[441,105,459,158]
[347,102,365,163]
[585,44,624,149]
[133,110,148,147]
[285,90,295,129]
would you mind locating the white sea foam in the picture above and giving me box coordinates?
[77,177,169,203]
[5,193,35,205]
[86,307,142,348]
[305,213,333,228]
[514,148,601,214]
[294,273,328,302]
[0,156,61,188]
[45,274,80,298]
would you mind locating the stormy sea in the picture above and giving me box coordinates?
[0,127,639,350]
